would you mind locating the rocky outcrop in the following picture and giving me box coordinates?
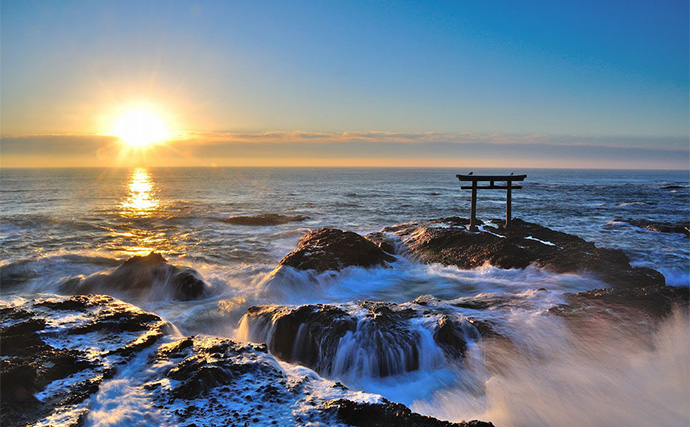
[279,228,396,272]
[1,296,492,427]
[222,213,309,226]
[372,217,664,288]
[551,285,689,319]
[149,335,494,427]
[0,295,168,427]
[327,399,495,427]
[60,252,208,300]
[239,300,480,379]
[614,218,690,237]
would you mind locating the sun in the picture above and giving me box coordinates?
[111,108,171,148]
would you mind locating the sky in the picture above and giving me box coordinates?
[1,0,688,169]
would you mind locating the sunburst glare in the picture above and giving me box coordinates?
[112,108,171,148]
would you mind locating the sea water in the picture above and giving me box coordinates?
[1,167,689,425]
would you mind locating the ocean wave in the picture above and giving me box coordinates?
[616,201,651,207]
[412,309,690,426]
[0,253,120,290]
[253,257,607,315]
[59,252,212,302]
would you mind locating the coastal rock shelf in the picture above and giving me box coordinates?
[276,217,665,288]
[0,295,169,427]
[553,285,690,319]
[0,295,490,427]
[366,217,665,288]
[613,218,690,237]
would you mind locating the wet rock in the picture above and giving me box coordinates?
[433,315,480,360]
[61,252,208,300]
[34,294,112,311]
[362,231,397,255]
[149,335,489,427]
[240,300,479,378]
[279,228,396,272]
[552,285,690,319]
[328,399,494,427]
[0,318,48,356]
[381,218,664,288]
[614,218,690,237]
[156,337,282,400]
[222,213,309,226]
[242,304,356,372]
[0,295,167,427]
[1,297,486,427]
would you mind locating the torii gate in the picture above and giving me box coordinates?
[456,173,527,231]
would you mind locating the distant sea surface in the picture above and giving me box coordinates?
[2,167,688,278]
[1,167,689,425]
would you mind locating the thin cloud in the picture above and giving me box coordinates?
[171,130,687,151]
[1,131,687,169]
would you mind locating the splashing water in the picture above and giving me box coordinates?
[412,309,690,426]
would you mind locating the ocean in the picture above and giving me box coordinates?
[1,167,689,426]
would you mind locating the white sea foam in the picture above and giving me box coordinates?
[411,309,690,427]
[524,235,557,246]
[255,259,604,309]
[84,347,175,427]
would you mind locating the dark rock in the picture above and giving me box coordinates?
[169,362,238,400]
[433,315,480,360]
[552,285,690,319]
[60,252,208,300]
[0,318,48,356]
[146,334,488,427]
[382,218,664,288]
[614,218,690,237]
[154,337,284,401]
[328,399,494,427]
[0,295,168,427]
[241,301,480,378]
[222,213,309,226]
[71,308,161,335]
[34,295,98,311]
[362,231,397,255]
[243,304,356,373]
[279,228,396,272]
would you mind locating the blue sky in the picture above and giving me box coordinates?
[1,0,688,168]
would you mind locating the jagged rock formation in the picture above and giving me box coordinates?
[0,295,491,427]
[552,285,689,319]
[59,252,208,300]
[279,228,396,272]
[239,300,480,378]
[368,217,664,288]
[327,399,495,427]
[0,295,168,427]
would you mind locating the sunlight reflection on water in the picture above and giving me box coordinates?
[121,167,159,215]
[111,167,172,256]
